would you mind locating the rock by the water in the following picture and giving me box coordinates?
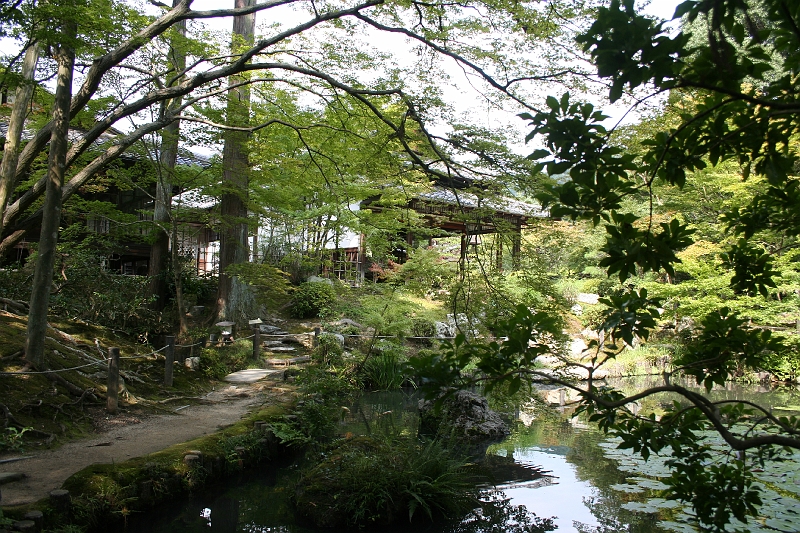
[563,366,609,380]
[419,390,509,444]
[570,337,588,357]
[434,321,454,338]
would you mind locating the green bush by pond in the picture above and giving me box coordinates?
[293,435,477,529]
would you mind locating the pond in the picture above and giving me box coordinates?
[129,380,800,533]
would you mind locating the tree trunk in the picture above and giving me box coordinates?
[0,44,40,238]
[172,215,189,335]
[149,0,186,311]
[215,0,256,323]
[25,30,76,368]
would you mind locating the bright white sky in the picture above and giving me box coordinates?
[1,0,683,151]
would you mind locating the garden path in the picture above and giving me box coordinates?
[0,378,288,507]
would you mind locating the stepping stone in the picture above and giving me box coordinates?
[263,340,285,347]
[223,369,282,383]
[266,346,296,353]
[0,472,25,485]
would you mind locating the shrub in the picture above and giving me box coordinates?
[312,333,344,366]
[288,281,337,319]
[411,317,436,346]
[293,436,476,528]
[271,367,360,446]
[199,340,252,380]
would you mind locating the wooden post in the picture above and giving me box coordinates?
[107,348,119,414]
[252,327,261,359]
[164,335,175,387]
[313,327,321,348]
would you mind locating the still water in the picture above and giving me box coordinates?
[129,381,800,533]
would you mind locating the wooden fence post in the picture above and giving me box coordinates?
[107,347,120,414]
[164,335,175,387]
[252,327,261,359]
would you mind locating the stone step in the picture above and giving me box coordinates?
[265,346,296,353]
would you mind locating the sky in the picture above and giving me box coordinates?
[0,0,684,153]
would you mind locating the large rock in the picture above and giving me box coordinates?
[419,390,509,445]
[434,321,454,338]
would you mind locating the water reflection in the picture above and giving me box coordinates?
[129,380,799,533]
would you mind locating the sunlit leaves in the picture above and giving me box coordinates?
[720,240,778,297]
[521,93,637,224]
[598,287,661,347]
[599,213,694,283]
[675,307,782,390]
[576,0,687,102]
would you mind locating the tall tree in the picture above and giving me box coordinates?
[148,0,187,313]
[25,18,76,368]
[215,0,256,323]
[0,42,39,237]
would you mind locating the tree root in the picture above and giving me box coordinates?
[1,349,23,361]
[0,297,29,315]
[44,371,98,402]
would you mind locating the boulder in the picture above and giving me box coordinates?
[259,324,287,335]
[434,321,454,338]
[184,357,200,371]
[569,337,588,357]
[576,293,599,305]
[419,390,509,445]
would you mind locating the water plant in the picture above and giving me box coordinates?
[293,435,477,528]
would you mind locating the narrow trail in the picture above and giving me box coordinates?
[0,376,286,507]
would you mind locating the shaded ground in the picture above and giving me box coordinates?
[0,378,286,507]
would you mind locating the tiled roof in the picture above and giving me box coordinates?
[417,186,547,218]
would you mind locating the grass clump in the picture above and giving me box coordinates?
[360,341,407,391]
[199,340,254,379]
[293,436,476,529]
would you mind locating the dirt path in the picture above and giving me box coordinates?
[0,380,285,507]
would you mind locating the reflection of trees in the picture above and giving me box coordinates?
[447,490,557,533]
[574,496,663,533]
[568,429,667,533]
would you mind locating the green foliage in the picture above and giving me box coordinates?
[511,7,800,530]
[598,287,661,347]
[361,341,408,391]
[410,316,436,341]
[293,436,477,528]
[409,304,566,397]
[312,333,345,367]
[270,366,359,446]
[226,262,292,308]
[0,426,30,452]
[675,308,783,390]
[199,340,253,380]
[288,281,337,319]
[4,242,162,336]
